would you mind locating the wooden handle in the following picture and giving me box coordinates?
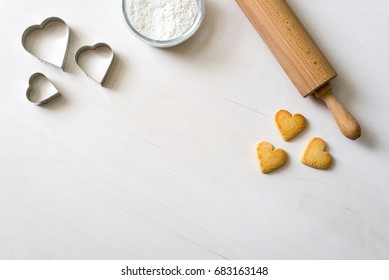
[315,83,361,140]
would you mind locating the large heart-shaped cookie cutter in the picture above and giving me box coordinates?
[22,17,70,70]
[75,43,114,86]
[26,73,61,106]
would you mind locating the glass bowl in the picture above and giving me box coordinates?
[122,0,206,48]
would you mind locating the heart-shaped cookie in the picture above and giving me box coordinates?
[75,43,114,86]
[22,17,70,70]
[26,73,61,106]
[257,142,288,174]
[301,138,333,170]
[275,109,306,141]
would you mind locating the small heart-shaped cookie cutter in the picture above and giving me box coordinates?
[75,42,114,86]
[22,17,70,70]
[26,73,61,106]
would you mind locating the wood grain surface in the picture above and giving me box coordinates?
[0,0,388,259]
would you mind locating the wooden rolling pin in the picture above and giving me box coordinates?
[237,0,361,140]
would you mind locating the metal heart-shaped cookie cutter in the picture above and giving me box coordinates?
[22,17,70,70]
[75,43,114,86]
[26,73,61,106]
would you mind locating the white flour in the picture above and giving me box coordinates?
[126,0,198,41]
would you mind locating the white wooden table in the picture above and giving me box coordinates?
[1,0,388,259]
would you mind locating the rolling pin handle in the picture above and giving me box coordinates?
[314,83,361,140]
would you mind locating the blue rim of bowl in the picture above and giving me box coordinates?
[122,0,206,48]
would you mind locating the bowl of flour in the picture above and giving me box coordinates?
[122,0,205,47]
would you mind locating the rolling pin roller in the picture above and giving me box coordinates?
[237,0,361,140]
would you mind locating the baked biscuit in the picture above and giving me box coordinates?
[257,141,288,174]
[301,137,333,169]
[275,109,306,141]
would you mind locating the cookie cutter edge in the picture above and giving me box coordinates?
[26,72,61,106]
[75,42,114,87]
[22,17,70,70]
